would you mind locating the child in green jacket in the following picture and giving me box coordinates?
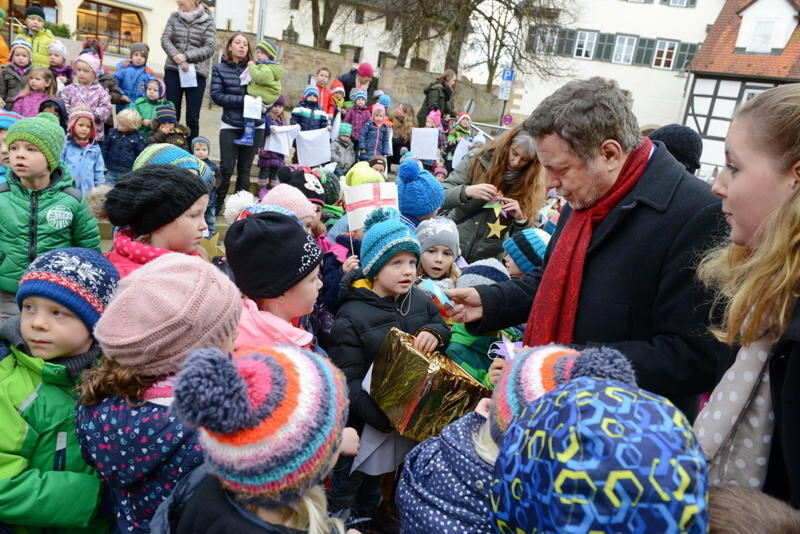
[15,4,55,68]
[0,247,119,533]
[235,38,283,147]
[129,78,170,140]
[0,113,101,321]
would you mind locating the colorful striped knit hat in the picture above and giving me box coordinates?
[360,207,420,281]
[256,39,278,60]
[173,345,348,506]
[17,248,119,330]
[133,143,213,185]
[352,90,367,103]
[456,258,509,289]
[0,109,23,130]
[155,104,177,124]
[7,112,65,171]
[9,38,32,60]
[502,228,550,274]
[489,344,637,444]
[303,85,319,99]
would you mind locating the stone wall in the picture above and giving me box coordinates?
[214,30,502,122]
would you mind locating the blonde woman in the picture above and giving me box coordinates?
[695,83,800,507]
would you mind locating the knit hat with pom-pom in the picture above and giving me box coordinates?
[104,165,210,236]
[489,345,637,444]
[456,258,509,289]
[173,345,348,506]
[397,159,444,219]
[7,112,65,171]
[360,207,420,281]
[260,183,315,220]
[225,211,322,299]
[502,228,550,274]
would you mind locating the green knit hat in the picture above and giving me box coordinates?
[256,39,278,60]
[7,113,66,171]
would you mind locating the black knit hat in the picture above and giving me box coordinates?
[648,124,703,174]
[224,211,323,299]
[25,4,45,20]
[285,170,325,206]
[105,165,210,236]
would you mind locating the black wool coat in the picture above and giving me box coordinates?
[329,270,450,432]
[468,143,728,420]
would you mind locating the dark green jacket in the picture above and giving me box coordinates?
[0,164,100,293]
[416,81,455,127]
[442,152,527,263]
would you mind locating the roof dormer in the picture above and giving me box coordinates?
[735,0,799,54]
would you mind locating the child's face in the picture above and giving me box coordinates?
[149,195,209,253]
[434,172,446,182]
[74,61,96,85]
[316,69,330,87]
[159,122,175,133]
[193,143,209,159]
[48,51,64,67]
[9,140,49,180]
[271,104,284,116]
[503,253,523,277]
[281,265,322,319]
[355,97,366,108]
[29,72,49,93]
[73,117,93,141]
[339,134,350,142]
[421,245,454,280]
[373,251,418,297]
[371,162,385,174]
[254,48,268,61]
[146,82,160,100]
[313,203,323,227]
[41,104,60,121]
[301,215,313,235]
[12,48,31,68]
[25,15,44,33]
[20,296,93,359]
[306,95,318,103]
[0,130,8,167]
[332,90,344,100]
[372,109,385,123]
[459,117,471,129]
[131,51,146,66]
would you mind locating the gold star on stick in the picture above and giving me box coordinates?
[487,218,507,239]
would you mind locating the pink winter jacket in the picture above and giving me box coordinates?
[58,82,112,141]
[11,91,49,117]
[235,298,314,350]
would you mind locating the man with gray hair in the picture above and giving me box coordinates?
[448,77,726,419]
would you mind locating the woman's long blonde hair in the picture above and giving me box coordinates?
[467,125,544,222]
[698,84,800,346]
[393,103,415,144]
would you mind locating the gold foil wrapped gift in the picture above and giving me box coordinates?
[370,328,491,442]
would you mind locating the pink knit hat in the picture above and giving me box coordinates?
[94,254,242,377]
[259,183,315,220]
[73,53,100,77]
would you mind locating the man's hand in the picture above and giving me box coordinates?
[413,331,439,354]
[445,287,483,324]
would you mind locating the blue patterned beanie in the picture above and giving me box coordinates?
[456,258,509,289]
[502,228,550,274]
[17,248,120,329]
[361,208,420,281]
[303,85,319,99]
[490,376,709,533]
[133,143,214,185]
[352,89,367,103]
[191,136,211,156]
[397,159,444,219]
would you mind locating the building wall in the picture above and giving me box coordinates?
[509,0,725,126]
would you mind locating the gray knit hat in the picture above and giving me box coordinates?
[130,42,149,60]
[415,217,459,256]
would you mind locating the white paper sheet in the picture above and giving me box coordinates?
[178,64,197,88]
[329,112,342,140]
[410,128,439,161]
[263,124,301,156]
[452,137,472,168]
[296,128,332,167]
[243,95,263,120]
[239,68,251,85]
[386,127,394,157]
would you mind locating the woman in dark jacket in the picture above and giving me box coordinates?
[160,0,217,140]
[211,33,266,209]
[416,69,456,127]
[442,126,543,263]
[694,83,800,509]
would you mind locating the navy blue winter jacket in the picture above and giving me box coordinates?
[210,58,265,129]
[358,120,390,159]
[102,128,145,172]
[289,98,329,131]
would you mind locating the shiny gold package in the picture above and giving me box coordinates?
[370,328,491,442]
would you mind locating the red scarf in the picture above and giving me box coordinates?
[523,138,653,346]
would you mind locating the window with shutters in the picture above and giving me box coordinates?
[531,25,558,54]
[612,35,637,64]
[674,42,699,71]
[632,38,655,65]
[652,39,678,69]
[574,30,597,59]
[555,28,577,56]
[595,33,616,61]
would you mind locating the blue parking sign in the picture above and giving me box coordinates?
[502,69,515,81]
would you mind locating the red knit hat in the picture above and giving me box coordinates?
[357,62,374,77]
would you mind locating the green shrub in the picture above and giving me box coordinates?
[45,22,71,38]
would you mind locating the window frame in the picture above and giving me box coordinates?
[612,34,637,64]
[534,25,558,54]
[747,20,775,53]
[652,39,678,69]
[669,0,688,6]
[76,0,143,57]
[573,29,598,59]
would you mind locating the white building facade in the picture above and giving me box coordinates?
[508,0,726,127]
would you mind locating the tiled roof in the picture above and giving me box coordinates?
[690,0,800,80]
